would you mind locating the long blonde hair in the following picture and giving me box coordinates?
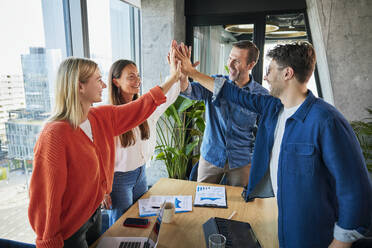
[108,59,150,147]
[49,57,98,128]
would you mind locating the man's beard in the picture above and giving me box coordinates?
[270,83,284,98]
[229,70,240,82]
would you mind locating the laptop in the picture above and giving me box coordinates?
[97,205,165,248]
[203,217,261,248]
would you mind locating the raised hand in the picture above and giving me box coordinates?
[168,47,181,82]
[160,46,181,95]
[174,42,197,77]
[167,40,191,91]
[166,40,178,65]
[180,43,200,68]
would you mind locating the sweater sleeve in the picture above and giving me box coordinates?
[112,86,166,136]
[28,123,68,248]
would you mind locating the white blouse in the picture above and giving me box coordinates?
[114,81,181,172]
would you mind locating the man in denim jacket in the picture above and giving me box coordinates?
[180,40,268,186]
[175,41,372,248]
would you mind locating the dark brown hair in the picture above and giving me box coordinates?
[267,41,316,83]
[108,59,150,148]
[232,40,260,64]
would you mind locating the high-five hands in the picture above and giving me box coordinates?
[171,40,200,77]
[167,40,200,91]
[166,40,214,92]
[170,39,215,92]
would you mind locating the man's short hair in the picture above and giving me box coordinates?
[232,40,260,65]
[267,41,316,84]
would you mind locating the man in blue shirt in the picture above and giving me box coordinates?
[179,40,268,186]
[174,41,372,247]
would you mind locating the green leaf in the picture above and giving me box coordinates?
[186,138,200,155]
[192,110,204,118]
[224,65,229,74]
[155,152,165,160]
[178,98,194,113]
[189,129,203,137]
[350,107,372,172]
[168,105,182,126]
[195,119,206,132]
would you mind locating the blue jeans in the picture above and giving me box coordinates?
[109,165,147,226]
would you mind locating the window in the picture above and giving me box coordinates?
[193,25,248,76]
[87,0,141,104]
[0,0,142,243]
[188,12,322,96]
[262,13,319,96]
[0,2,52,242]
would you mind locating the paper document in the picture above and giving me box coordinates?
[138,195,192,217]
[194,185,227,208]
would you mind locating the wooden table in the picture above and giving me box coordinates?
[91,178,279,248]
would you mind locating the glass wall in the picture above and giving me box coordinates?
[262,13,318,96]
[191,12,320,96]
[0,0,141,243]
[193,24,254,76]
[87,0,141,105]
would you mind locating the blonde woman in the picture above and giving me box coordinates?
[28,53,180,247]
[106,58,184,225]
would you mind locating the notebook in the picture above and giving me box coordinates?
[97,205,165,248]
[203,217,261,248]
[194,185,227,208]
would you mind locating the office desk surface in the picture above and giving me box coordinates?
[91,178,278,248]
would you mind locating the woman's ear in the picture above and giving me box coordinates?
[112,78,120,88]
[79,81,85,93]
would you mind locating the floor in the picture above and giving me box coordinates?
[0,170,35,244]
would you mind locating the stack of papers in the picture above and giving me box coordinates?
[138,195,193,217]
[194,185,227,208]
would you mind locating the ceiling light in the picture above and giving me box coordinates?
[265,30,307,38]
[224,24,279,34]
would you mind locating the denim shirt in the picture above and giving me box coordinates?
[180,75,268,168]
[213,77,372,248]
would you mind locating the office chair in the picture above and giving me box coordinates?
[0,239,35,248]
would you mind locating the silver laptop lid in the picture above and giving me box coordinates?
[146,203,165,245]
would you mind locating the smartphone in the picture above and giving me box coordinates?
[123,217,150,228]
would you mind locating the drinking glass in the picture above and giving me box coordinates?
[209,233,226,248]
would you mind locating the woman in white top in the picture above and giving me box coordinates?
[107,59,181,225]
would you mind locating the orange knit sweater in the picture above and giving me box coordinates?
[28,86,166,248]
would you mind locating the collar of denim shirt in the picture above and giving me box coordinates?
[229,74,256,92]
[289,90,317,123]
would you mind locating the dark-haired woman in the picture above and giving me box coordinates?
[106,59,183,225]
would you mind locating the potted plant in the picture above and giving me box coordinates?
[350,108,372,173]
[155,96,205,179]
